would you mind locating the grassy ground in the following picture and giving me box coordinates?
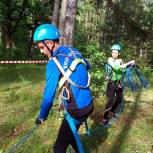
[0,65,153,153]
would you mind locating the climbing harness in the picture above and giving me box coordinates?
[53,57,90,90]
[8,125,39,153]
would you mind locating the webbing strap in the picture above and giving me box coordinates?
[52,57,90,90]
[58,58,85,90]
[66,113,84,153]
[84,121,91,136]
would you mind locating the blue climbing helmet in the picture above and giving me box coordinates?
[111,44,122,52]
[33,23,61,41]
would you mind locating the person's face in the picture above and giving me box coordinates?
[112,50,120,59]
[37,40,54,58]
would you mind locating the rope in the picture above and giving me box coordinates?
[0,60,48,64]
[8,125,39,153]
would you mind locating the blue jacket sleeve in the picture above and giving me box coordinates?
[38,60,60,120]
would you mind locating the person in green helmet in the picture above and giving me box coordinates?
[101,44,135,126]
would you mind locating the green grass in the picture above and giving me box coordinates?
[0,65,153,153]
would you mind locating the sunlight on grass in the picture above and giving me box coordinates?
[0,65,153,153]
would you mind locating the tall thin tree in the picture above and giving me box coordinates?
[52,0,60,26]
[64,0,77,46]
[59,0,68,45]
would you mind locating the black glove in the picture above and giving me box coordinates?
[35,118,43,125]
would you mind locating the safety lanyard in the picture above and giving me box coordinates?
[66,113,85,153]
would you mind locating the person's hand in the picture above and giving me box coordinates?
[130,60,135,66]
[124,60,135,68]
[35,118,43,125]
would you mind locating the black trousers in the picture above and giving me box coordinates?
[53,117,80,153]
[53,108,93,153]
[103,81,123,120]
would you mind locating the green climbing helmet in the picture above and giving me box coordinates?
[111,44,122,52]
[33,23,61,41]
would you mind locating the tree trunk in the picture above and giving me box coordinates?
[52,0,60,26]
[27,30,34,57]
[64,0,77,46]
[85,12,88,29]
[0,26,1,44]
[139,49,147,59]
[6,33,13,58]
[59,0,68,45]
[1,26,6,57]
[0,25,2,56]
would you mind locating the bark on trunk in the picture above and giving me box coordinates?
[64,0,77,46]
[6,34,13,57]
[27,30,34,57]
[52,0,60,26]
[59,0,68,45]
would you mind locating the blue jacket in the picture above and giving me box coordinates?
[38,46,93,120]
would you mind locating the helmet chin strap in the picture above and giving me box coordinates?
[42,41,55,57]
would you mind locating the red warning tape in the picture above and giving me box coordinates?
[0,60,48,64]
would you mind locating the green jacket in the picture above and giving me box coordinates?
[107,57,124,81]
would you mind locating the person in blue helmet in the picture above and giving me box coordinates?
[33,23,93,153]
[101,44,135,126]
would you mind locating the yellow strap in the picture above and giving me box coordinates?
[52,57,90,90]
[69,58,85,71]
[58,58,86,89]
